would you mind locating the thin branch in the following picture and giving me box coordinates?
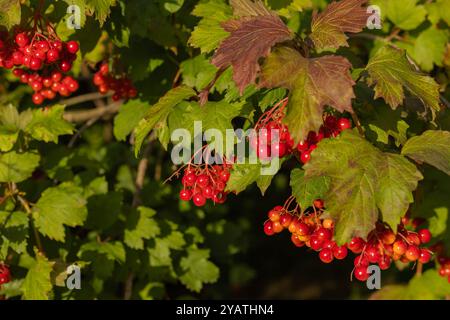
[17,195,44,255]
[63,101,122,123]
[351,112,364,136]
[60,92,112,107]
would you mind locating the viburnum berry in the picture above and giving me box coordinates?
[1,23,80,105]
[319,248,334,263]
[0,264,11,285]
[264,221,275,236]
[93,62,138,100]
[354,266,369,281]
[418,229,432,244]
[333,246,348,260]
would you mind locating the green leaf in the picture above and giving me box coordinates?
[261,46,354,143]
[179,248,219,292]
[85,0,117,25]
[0,151,40,183]
[428,207,448,237]
[372,270,450,300]
[366,46,440,112]
[309,0,369,52]
[79,241,126,263]
[134,86,196,156]
[402,130,450,175]
[256,157,286,195]
[180,55,217,91]
[124,207,160,250]
[290,169,330,209]
[0,0,21,30]
[225,162,261,194]
[162,0,185,13]
[24,105,74,143]
[304,131,422,244]
[0,211,29,257]
[425,0,450,25]
[374,0,426,30]
[188,0,232,53]
[376,154,423,229]
[22,254,54,300]
[0,104,20,152]
[413,26,448,72]
[32,182,88,242]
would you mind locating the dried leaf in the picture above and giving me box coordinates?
[309,0,370,52]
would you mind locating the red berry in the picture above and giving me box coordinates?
[405,245,420,261]
[333,245,348,260]
[272,142,287,158]
[354,266,369,281]
[291,234,304,247]
[60,61,72,72]
[347,237,365,253]
[268,208,281,222]
[418,249,432,264]
[15,33,29,47]
[31,80,43,92]
[338,118,351,131]
[378,255,391,270]
[192,193,206,207]
[179,189,192,201]
[365,246,381,264]
[219,170,230,182]
[354,254,369,267]
[313,199,324,209]
[182,173,196,187]
[264,221,275,236]
[280,214,293,228]
[12,51,24,65]
[46,49,60,63]
[315,227,332,241]
[319,248,334,263]
[196,174,210,188]
[296,221,310,236]
[393,240,407,255]
[29,57,42,71]
[310,235,324,251]
[32,93,44,105]
[418,229,432,244]
[406,233,421,246]
[300,151,311,164]
[66,41,79,54]
[51,71,63,83]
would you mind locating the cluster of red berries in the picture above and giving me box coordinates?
[263,198,434,282]
[349,221,432,281]
[437,256,450,283]
[0,29,79,105]
[250,99,295,160]
[250,99,352,163]
[429,242,450,283]
[93,63,137,101]
[0,264,11,286]
[177,162,232,207]
[296,115,352,164]
[264,199,349,262]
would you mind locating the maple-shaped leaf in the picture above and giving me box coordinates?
[309,0,370,52]
[366,46,440,113]
[261,46,355,143]
[211,0,292,94]
[304,130,422,244]
[230,0,272,17]
[402,130,450,175]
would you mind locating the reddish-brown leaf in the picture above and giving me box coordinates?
[230,0,272,17]
[212,1,292,94]
[309,0,370,52]
[261,47,355,143]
